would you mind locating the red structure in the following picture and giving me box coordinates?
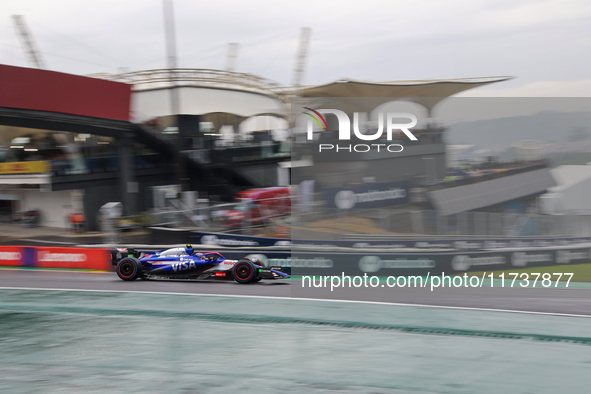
[0,64,131,121]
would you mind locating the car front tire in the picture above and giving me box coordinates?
[116,257,143,281]
[233,259,257,284]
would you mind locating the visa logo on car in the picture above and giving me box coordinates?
[171,261,197,272]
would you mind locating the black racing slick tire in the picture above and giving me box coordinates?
[233,259,257,284]
[116,257,143,281]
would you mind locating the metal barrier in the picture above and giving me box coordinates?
[0,246,111,270]
[292,203,591,238]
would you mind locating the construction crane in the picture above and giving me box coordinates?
[292,27,311,87]
[11,15,47,69]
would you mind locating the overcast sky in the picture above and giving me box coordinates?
[1,0,590,96]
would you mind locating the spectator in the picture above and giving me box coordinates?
[70,212,86,233]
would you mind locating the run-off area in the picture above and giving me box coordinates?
[1,289,590,393]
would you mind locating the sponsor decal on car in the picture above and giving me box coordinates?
[171,261,197,272]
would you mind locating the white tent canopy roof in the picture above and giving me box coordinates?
[292,76,511,112]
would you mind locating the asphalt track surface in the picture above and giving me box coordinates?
[2,269,591,316]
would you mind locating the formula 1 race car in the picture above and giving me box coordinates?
[113,245,289,283]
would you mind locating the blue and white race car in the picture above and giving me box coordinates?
[113,245,289,283]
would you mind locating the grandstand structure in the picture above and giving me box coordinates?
[89,68,510,120]
[0,61,511,230]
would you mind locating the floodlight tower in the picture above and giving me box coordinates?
[11,15,47,69]
[226,43,239,72]
[162,0,187,190]
[292,27,311,87]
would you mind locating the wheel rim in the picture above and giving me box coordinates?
[119,261,135,277]
[235,263,252,280]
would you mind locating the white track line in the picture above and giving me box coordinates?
[0,286,590,319]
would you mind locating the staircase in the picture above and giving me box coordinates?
[131,124,255,200]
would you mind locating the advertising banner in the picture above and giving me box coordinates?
[0,161,50,174]
[0,246,24,266]
[189,229,591,251]
[325,181,410,209]
[236,246,591,276]
[34,247,112,270]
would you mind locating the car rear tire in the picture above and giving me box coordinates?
[233,259,257,284]
[116,257,143,281]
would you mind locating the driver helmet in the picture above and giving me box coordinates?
[185,244,193,255]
